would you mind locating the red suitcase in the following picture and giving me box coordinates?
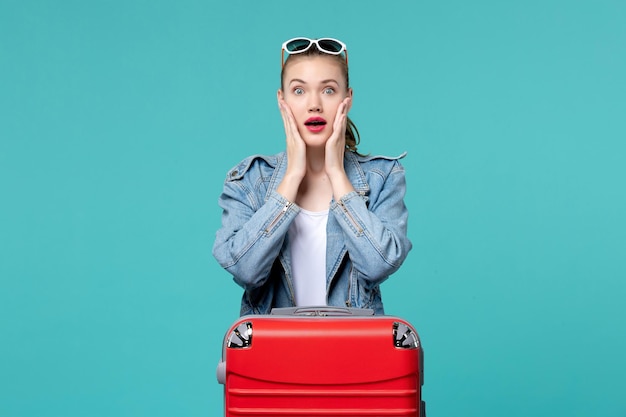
[216,307,425,416]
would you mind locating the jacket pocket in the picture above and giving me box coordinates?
[350,269,381,309]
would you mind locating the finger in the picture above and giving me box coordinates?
[344,97,352,114]
[333,99,349,133]
[283,103,302,141]
[278,99,297,139]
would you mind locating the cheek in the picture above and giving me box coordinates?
[284,97,305,114]
[283,98,307,129]
[327,97,344,116]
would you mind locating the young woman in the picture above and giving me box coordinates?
[212,37,412,315]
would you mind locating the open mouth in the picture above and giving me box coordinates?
[304,117,327,132]
[304,117,327,126]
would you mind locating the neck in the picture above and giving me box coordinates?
[305,146,326,175]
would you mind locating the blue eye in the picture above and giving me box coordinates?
[324,87,335,94]
[294,88,304,95]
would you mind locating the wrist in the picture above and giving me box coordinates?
[325,166,347,182]
[327,171,354,201]
[276,173,303,202]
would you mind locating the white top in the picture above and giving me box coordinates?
[288,208,328,306]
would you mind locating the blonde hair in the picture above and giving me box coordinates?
[280,47,361,154]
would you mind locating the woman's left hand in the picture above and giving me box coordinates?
[325,97,355,200]
[324,97,351,176]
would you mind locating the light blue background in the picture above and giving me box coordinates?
[1,1,625,416]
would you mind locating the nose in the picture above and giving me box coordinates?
[308,96,322,113]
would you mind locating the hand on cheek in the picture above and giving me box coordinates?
[278,97,307,182]
[325,97,351,174]
[324,97,355,200]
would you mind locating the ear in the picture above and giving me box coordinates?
[277,89,284,102]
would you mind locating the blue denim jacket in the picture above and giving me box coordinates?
[212,150,412,315]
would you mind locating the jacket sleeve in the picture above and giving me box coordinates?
[212,174,299,289]
[330,160,412,284]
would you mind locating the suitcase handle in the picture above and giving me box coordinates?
[270,306,375,316]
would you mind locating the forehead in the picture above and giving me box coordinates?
[283,55,346,84]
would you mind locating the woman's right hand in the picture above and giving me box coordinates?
[276,98,306,202]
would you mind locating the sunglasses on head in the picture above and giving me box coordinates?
[281,37,348,67]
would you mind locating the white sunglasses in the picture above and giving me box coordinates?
[281,37,348,67]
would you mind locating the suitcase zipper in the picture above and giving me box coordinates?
[265,201,292,233]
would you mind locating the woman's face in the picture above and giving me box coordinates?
[278,55,352,147]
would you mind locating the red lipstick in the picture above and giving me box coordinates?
[304,117,327,133]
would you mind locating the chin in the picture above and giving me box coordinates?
[296,124,332,147]
[302,135,330,148]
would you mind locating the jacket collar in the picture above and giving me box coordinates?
[343,151,370,196]
[266,151,370,202]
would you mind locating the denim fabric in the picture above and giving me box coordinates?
[212,150,412,315]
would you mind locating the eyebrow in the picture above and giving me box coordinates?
[288,78,340,86]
